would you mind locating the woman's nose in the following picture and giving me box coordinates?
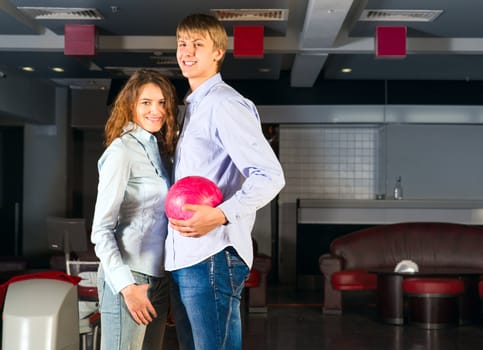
[150,104,159,113]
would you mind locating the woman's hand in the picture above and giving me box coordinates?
[121,283,157,325]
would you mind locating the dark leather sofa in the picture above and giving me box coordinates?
[319,222,483,314]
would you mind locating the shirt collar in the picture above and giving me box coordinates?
[186,73,222,107]
[123,122,157,145]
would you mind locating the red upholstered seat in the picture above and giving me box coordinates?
[242,269,261,323]
[245,269,260,288]
[479,280,483,297]
[402,278,464,295]
[331,270,377,291]
[402,278,465,329]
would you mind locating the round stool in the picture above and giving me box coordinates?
[402,278,464,329]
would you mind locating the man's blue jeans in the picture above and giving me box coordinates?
[97,269,169,350]
[171,247,250,350]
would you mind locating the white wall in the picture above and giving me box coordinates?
[384,124,483,199]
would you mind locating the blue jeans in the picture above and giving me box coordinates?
[97,269,169,350]
[170,247,249,350]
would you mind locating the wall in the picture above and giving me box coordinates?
[276,120,483,285]
[69,100,483,285]
[385,124,483,199]
[13,84,483,274]
[0,76,56,123]
[23,87,69,259]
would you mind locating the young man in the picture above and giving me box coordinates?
[165,13,285,349]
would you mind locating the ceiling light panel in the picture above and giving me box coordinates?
[359,9,443,22]
[211,9,289,21]
[17,7,103,20]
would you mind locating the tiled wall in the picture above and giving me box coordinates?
[279,125,382,203]
[277,125,382,284]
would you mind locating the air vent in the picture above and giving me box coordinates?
[17,7,103,20]
[211,9,289,21]
[359,9,443,22]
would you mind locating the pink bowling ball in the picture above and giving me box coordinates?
[165,176,223,220]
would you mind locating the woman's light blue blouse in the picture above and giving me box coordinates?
[91,124,170,294]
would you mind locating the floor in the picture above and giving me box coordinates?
[163,284,483,350]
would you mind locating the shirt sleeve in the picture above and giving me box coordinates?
[91,142,135,293]
[214,96,285,223]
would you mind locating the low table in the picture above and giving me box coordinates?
[370,268,482,325]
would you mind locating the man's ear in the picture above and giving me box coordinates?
[214,48,225,62]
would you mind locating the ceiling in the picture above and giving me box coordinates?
[2,0,483,91]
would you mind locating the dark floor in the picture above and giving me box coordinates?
[163,285,483,350]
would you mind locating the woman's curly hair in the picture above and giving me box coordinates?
[104,69,179,156]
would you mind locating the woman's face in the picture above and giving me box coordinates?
[134,82,167,133]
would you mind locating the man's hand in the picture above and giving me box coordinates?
[169,205,227,237]
[121,283,157,325]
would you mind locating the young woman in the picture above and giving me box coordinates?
[91,69,179,350]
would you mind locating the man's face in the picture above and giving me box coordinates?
[176,31,224,88]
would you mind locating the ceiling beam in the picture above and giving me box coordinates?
[0,0,44,34]
[290,0,355,87]
[3,33,483,55]
[290,53,328,87]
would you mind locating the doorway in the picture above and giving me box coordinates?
[0,126,23,256]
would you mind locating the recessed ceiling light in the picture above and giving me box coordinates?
[51,67,64,73]
[22,66,35,72]
[341,68,352,73]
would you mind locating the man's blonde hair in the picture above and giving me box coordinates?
[176,13,227,72]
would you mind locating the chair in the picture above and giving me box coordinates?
[249,239,272,312]
[47,217,101,350]
[71,261,101,350]
[242,269,260,326]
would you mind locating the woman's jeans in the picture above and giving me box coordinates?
[97,269,169,350]
[171,247,250,350]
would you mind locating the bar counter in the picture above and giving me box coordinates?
[297,199,483,225]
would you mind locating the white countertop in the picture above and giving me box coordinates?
[297,199,483,209]
[297,199,483,225]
